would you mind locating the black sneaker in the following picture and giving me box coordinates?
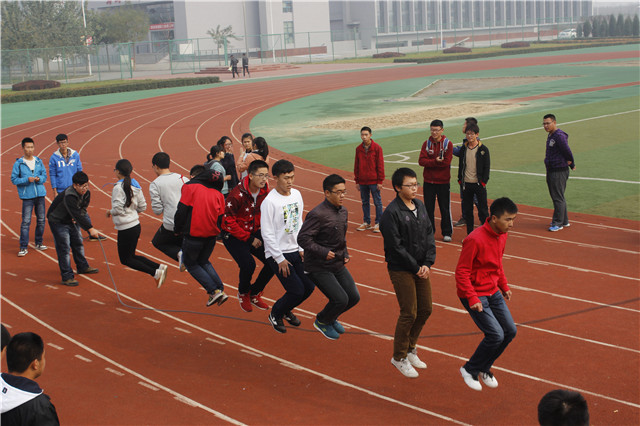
[454,217,466,227]
[89,235,107,242]
[284,311,301,327]
[268,313,286,333]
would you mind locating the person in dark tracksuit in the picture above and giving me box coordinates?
[457,123,490,236]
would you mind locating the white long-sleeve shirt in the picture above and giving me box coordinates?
[260,188,304,264]
[149,172,187,231]
[110,182,146,231]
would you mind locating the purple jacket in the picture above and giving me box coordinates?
[544,129,575,170]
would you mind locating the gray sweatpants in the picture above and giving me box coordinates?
[546,168,570,226]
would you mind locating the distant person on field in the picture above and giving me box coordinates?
[453,117,479,228]
[298,174,359,341]
[380,168,435,379]
[457,123,490,236]
[419,119,453,242]
[1,324,10,366]
[217,136,240,189]
[538,389,589,426]
[354,126,384,233]
[0,332,60,425]
[47,171,101,286]
[242,53,250,77]
[456,197,518,391]
[237,136,269,176]
[150,152,188,269]
[543,114,575,232]
[11,137,48,257]
[230,55,239,78]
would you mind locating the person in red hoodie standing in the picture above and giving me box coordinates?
[418,119,453,242]
[455,197,518,391]
[222,159,274,312]
[354,126,385,233]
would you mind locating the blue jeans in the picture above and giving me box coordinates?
[460,291,517,374]
[267,252,315,319]
[359,184,383,225]
[182,236,223,294]
[49,222,90,281]
[20,197,46,249]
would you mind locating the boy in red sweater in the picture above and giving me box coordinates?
[455,197,518,391]
[354,126,384,233]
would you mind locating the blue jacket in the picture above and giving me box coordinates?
[11,156,48,199]
[49,148,82,192]
[545,129,575,170]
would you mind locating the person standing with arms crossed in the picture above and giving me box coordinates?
[457,123,490,236]
[456,197,518,391]
[543,114,575,232]
[354,126,384,233]
[380,168,435,378]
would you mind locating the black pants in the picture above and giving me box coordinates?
[242,65,250,76]
[267,252,315,319]
[152,225,182,261]
[223,232,274,295]
[462,183,489,235]
[423,182,452,237]
[308,267,359,324]
[231,66,239,78]
[117,224,160,276]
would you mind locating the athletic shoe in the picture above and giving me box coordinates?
[238,292,252,312]
[356,223,371,231]
[372,223,380,233]
[216,290,229,306]
[77,267,99,274]
[563,222,571,228]
[35,244,48,251]
[407,348,427,369]
[268,313,286,333]
[177,250,186,272]
[89,235,107,241]
[391,357,419,378]
[250,292,270,310]
[207,289,226,307]
[480,371,498,389]
[548,225,563,232]
[460,366,482,391]
[61,279,79,287]
[454,217,466,227]
[17,249,28,257]
[443,236,452,242]
[314,320,339,340]
[159,264,168,272]
[284,311,301,327]
[332,320,345,334]
[154,266,167,289]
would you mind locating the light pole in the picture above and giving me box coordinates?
[81,0,92,76]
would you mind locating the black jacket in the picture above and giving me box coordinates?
[1,373,60,426]
[46,185,93,230]
[379,196,436,273]
[457,142,490,187]
[297,199,349,273]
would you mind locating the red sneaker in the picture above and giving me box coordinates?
[238,292,252,312]
[251,292,269,310]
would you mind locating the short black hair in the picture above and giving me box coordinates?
[216,136,232,147]
[21,137,34,147]
[248,159,269,175]
[465,123,480,134]
[1,324,10,351]
[55,133,68,142]
[190,164,205,177]
[544,114,556,122]
[430,119,444,128]
[391,167,417,193]
[152,152,170,169]
[465,117,478,125]
[72,171,89,185]
[361,126,372,134]
[272,159,294,177]
[323,174,345,192]
[490,197,518,218]
[538,389,589,426]
[6,332,44,374]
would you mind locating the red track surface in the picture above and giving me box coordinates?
[1,51,639,425]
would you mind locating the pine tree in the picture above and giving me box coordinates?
[633,15,640,37]
[608,14,616,36]
[583,20,592,38]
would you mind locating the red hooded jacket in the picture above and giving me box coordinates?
[354,140,385,185]
[222,175,269,243]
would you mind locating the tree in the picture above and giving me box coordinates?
[608,14,616,36]
[616,14,624,36]
[623,16,632,36]
[582,20,591,38]
[633,14,640,37]
[207,25,239,64]
[576,23,583,38]
[591,18,599,37]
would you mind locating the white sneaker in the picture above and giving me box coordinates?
[356,223,371,231]
[460,366,482,391]
[443,236,452,242]
[154,267,167,289]
[17,249,28,257]
[177,250,186,272]
[391,357,419,378]
[480,371,498,388]
[407,349,427,369]
[372,223,380,233]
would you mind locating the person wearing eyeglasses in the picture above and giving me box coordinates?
[457,123,490,237]
[298,174,359,340]
[380,168,435,378]
[221,160,274,313]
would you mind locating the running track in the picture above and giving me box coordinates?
[1,51,639,425]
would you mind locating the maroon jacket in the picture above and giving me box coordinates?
[222,175,269,243]
[418,135,453,184]
[354,140,385,185]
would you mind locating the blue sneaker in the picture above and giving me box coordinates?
[314,320,339,340]
[332,320,345,334]
[548,225,563,232]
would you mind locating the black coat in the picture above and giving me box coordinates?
[457,142,490,187]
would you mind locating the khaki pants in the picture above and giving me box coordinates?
[389,270,433,361]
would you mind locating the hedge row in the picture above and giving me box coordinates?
[393,40,639,63]
[1,76,220,104]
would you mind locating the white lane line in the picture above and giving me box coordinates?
[2,298,246,426]
[75,355,92,363]
[240,349,263,358]
[366,258,384,263]
[368,290,389,296]
[174,395,199,407]
[24,278,36,282]
[116,308,132,314]
[91,299,106,305]
[45,285,58,290]
[443,306,468,314]
[47,343,64,351]
[5,272,16,277]
[67,292,81,297]
[174,327,192,334]
[106,368,125,377]
[520,324,639,354]
[217,257,233,262]
[138,382,160,392]
[206,337,226,345]
[173,280,189,285]
[144,317,161,324]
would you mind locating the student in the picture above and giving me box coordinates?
[48,133,82,195]
[230,54,240,78]
[47,171,101,286]
[380,168,435,378]
[149,152,188,269]
[0,332,60,425]
[538,389,589,426]
[11,137,48,257]
[217,136,239,190]
[354,126,384,233]
[298,174,359,340]
[222,160,273,312]
[457,123,490,236]
[174,168,228,306]
[261,159,314,333]
[242,53,250,77]
[238,133,254,179]
[456,197,518,391]
[237,136,269,176]
[453,117,479,228]
[107,159,167,288]
[205,145,229,196]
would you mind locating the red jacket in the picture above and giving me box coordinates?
[455,220,510,306]
[354,140,385,185]
[418,135,453,184]
[222,176,269,242]
[174,170,225,238]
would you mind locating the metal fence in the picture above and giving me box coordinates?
[1,19,580,85]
